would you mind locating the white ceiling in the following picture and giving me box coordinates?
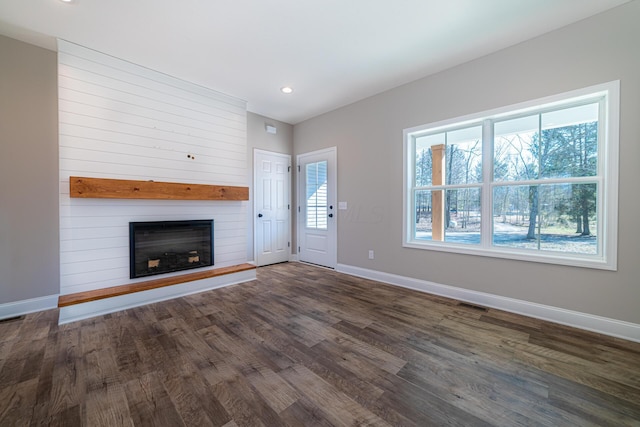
[0,0,631,124]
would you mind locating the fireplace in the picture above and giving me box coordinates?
[129,220,213,279]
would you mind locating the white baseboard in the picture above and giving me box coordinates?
[337,263,640,343]
[59,268,256,325]
[0,295,59,320]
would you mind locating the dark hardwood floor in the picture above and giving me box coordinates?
[1,262,639,426]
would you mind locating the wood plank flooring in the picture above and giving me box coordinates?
[1,262,639,426]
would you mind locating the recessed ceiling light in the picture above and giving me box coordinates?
[281,86,293,94]
[59,0,75,3]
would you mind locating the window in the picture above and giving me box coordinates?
[306,160,328,230]
[403,81,619,270]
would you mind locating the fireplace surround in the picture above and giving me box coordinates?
[129,220,213,279]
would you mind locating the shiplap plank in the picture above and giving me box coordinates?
[59,120,246,154]
[59,224,245,242]
[60,258,129,276]
[58,103,245,148]
[213,252,249,265]
[60,248,127,264]
[58,75,246,130]
[58,81,246,126]
[60,237,128,253]
[60,153,246,183]
[59,111,245,151]
[60,162,245,187]
[59,133,247,165]
[62,268,130,288]
[60,204,247,219]
[59,216,247,231]
[58,89,245,134]
[60,227,127,241]
[59,149,245,176]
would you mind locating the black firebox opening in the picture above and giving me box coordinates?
[129,220,213,279]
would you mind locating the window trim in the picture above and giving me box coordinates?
[403,81,619,270]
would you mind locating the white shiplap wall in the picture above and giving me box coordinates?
[58,40,248,296]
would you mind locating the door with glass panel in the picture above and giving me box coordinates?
[297,147,337,268]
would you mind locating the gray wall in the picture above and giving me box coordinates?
[246,112,294,261]
[293,2,640,324]
[0,35,59,303]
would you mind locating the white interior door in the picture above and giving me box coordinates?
[297,147,337,268]
[255,149,291,266]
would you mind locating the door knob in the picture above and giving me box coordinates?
[258,213,263,218]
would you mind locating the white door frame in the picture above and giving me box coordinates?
[296,146,337,269]
[253,149,291,266]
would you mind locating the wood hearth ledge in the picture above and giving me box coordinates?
[58,263,256,307]
[69,176,249,200]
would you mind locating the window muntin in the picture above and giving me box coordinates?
[404,82,618,270]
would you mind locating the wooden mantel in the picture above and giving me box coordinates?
[69,176,249,201]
